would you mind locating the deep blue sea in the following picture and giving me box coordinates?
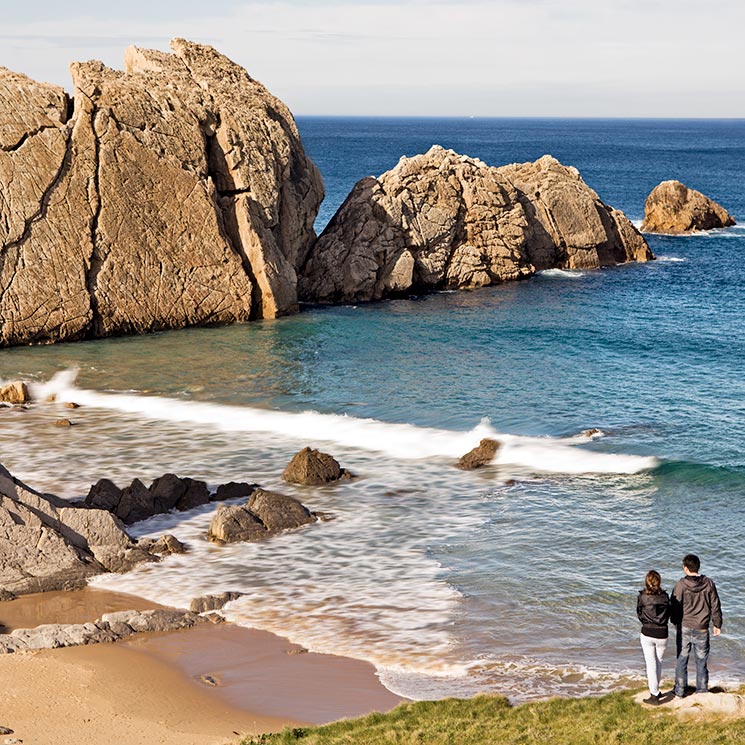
[1,118,744,701]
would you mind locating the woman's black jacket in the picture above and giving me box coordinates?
[637,589,671,639]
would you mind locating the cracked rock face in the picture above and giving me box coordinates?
[0,39,323,347]
[298,146,652,303]
[641,180,736,234]
[0,463,155,596]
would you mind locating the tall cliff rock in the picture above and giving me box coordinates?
[641,180,736,234]
[0,39,323,347]
[298,147,652,304]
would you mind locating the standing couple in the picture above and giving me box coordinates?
[636,553,723,705]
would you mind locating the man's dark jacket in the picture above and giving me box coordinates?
[671,574,723,630]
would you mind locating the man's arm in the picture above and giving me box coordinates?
[709,579,723,634]
[670,580,683,625]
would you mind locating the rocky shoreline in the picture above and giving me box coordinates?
[1,38,658,349]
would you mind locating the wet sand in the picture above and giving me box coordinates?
[0,588,405,744]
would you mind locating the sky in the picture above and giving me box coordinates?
[1,0,744,117]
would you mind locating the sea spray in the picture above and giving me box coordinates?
[33,369,657,476]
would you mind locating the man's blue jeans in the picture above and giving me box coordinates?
[674,627,710,696]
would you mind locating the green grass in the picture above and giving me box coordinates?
[242,691,745,745]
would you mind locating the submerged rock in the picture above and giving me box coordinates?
[139,534,187,556]
[456,439,501,470]
[189,591,245,613]
[299,147,652,304]
[0,463,155,596]
[0,38,323,348]
[641,180,736,234]
[282,447,350,485]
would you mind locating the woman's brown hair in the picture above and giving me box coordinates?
[645,569,662,594]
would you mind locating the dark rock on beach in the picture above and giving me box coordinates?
[641,180,736,234]
[0,608,207,654]
[0,463,156,597]
[282,447,350,485]
[208,488,317,544]
[456,438,501,470]
[86,474,210,524]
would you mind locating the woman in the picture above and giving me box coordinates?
[637,569,671,705]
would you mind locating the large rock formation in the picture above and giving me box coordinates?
[0,464,154,596]
[641,180,736,234]
[0,39,323,347]
[298,147,653,303]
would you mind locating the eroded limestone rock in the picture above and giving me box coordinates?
[641,180,736,234]
[299,147,652,303]
[0,39,323,347]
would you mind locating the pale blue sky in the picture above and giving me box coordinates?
[2,0,743,117]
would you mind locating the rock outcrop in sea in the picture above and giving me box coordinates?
[0,464,157,596]
[298,147,653,303]
[282,447,350,485]
[641,180,736,234]
[0,38,323,347]
[85,473,257,523]
[208,488,317,544]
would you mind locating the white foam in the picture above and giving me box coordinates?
[31,370,658,476]
[655,256,688,263]
[537,269,587,279]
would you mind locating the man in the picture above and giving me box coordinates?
[671,553,723,697]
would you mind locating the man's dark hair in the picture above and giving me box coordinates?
[683,553,701,572]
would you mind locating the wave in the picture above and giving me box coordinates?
[654,255,688,263]
[537,269,587,279]
[30,369,657,476]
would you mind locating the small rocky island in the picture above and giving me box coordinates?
[1,39,654,348]
[299,147,652,303]
[641,180,736,233]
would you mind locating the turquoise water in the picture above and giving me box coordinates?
[1,118,743,700]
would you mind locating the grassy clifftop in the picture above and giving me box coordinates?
[244,691,745,745]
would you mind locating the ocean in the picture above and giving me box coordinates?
[1,117,744,701]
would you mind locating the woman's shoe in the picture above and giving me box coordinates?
[642,693,662,705]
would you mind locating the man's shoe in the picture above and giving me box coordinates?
[643,694,662,705]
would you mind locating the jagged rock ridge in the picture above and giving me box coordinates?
[0,38,324,347]
[298,146,653,303]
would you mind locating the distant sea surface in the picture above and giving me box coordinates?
[2,118,744,701]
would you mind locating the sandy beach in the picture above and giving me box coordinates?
[0,589,404,744]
